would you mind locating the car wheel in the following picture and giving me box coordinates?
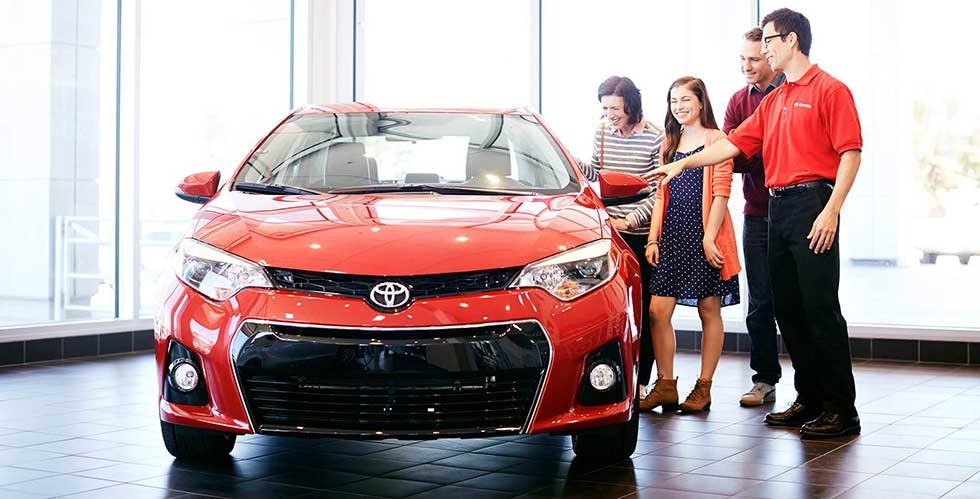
[571,386,639,462]
[160,421,236,461]
[920,252,938,264]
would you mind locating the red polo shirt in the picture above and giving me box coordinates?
[728,64,862,188]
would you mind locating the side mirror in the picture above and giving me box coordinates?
[176,171,220,204]
[599,170,652,206]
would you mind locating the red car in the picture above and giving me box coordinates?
[157,104,650,462]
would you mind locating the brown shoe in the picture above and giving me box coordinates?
[638,375,678,412]
[678,378,712,413]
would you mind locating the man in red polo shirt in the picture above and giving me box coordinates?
[648,8,861,438]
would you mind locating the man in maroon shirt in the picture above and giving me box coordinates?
[724,28,784,408]
[648,8,862,439]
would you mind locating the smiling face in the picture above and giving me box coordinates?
[669,85,701,127]
[741,39,774,87]
[600,94,629,132]
[761,21,790,72]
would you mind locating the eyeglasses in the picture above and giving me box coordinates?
[762,32,787,48]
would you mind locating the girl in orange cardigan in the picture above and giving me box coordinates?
[639,76,742,414]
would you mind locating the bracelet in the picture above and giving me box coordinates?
[645,240,659,247]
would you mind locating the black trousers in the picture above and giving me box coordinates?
[768,184,857,414]
[621,232,655,386]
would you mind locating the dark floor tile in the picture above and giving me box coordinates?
[456,472,555,493]
[337,477,441,498]
[266,468,368,489]
[631,489,728,499]
[920,340,968,364]
[0,342,24,366]
[64,336,100,359]
[25,338,62,363]
[578,465,678,487]
[477,442,573,460]
[692,460,793,480]
[133,331,155,351]
[850,338,871,359]
[316,439,399,456]
[368,445,460,464]
[134,469,245,496]
[384,463,487,485]
[675,330,700,350]
[657,473,761,496]
[404,485,513,499]
[99,332,132,355]
[408,438,500,453]
[652,443,742,461]
[629,454,713,473]
[433,453,527,472]
[872,339,917,361]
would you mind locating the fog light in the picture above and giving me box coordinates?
[588,362,616,391]
[170,360,200,392]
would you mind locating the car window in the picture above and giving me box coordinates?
[234,112,580,194]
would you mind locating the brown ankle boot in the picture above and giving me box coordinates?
[678,378,712,413]
[638,376,678,412]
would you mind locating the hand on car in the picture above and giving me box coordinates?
[611,218,629,231]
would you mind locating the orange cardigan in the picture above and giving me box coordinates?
[650,129,742,281]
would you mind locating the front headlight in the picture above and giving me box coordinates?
[172,238,272,301]
[510,239,618,301]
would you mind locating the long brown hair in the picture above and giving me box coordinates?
[662,76,719,164]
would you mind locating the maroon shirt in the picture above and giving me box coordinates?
[723,73,784,217]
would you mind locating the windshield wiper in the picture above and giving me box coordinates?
[325,184,535,196]
[233,182,323,195]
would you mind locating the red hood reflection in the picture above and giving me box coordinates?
[188,191,605,275]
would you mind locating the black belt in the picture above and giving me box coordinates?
[768,180,834,198]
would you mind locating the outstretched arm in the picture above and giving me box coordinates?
[643,139,742,185]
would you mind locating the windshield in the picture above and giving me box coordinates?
[233,112,580,195]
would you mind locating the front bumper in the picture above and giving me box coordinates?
[155,259,640,437]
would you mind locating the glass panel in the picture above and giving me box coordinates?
[0,2,118,326]
[541,0,756,323]
[359,0,536,108]
[137,1,291,316]
[758,0,980,329]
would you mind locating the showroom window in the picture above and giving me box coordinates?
[134,0,294,317]
[0,1,119,326]
[356,0,538,108]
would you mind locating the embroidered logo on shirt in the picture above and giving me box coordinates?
[793,102,812,109]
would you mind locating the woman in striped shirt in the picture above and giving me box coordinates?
[579,76,664,397]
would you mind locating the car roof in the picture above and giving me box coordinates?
[294,103,535,116]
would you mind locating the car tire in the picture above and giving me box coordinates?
[160,421,236,461]
[571,386,639,461]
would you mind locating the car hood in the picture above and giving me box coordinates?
[187,191,606,275]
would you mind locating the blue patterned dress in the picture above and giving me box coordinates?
[649,146,740,307]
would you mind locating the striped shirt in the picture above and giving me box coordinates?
[578,121,664,235]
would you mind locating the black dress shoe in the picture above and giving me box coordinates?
[800,410,861,438]
[764,402,821,427]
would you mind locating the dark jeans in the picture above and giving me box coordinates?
[768,185,857,414]
[743,215,781,386]
[621,232,654,386]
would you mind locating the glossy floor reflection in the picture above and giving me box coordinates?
[1,351,980,498]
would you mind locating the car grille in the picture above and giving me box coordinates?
[266,267,522,299]
[233,321,550,438]
[243,371,541,436]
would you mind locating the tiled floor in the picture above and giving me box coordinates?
[2,352,980,498]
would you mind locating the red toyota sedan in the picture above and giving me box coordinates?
[156,104,650,462]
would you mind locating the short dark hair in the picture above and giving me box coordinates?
[597,76,643,127]
[761,8,812,56]
[744,27,762,42]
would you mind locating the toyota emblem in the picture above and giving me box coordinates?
[368,282,411,310]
